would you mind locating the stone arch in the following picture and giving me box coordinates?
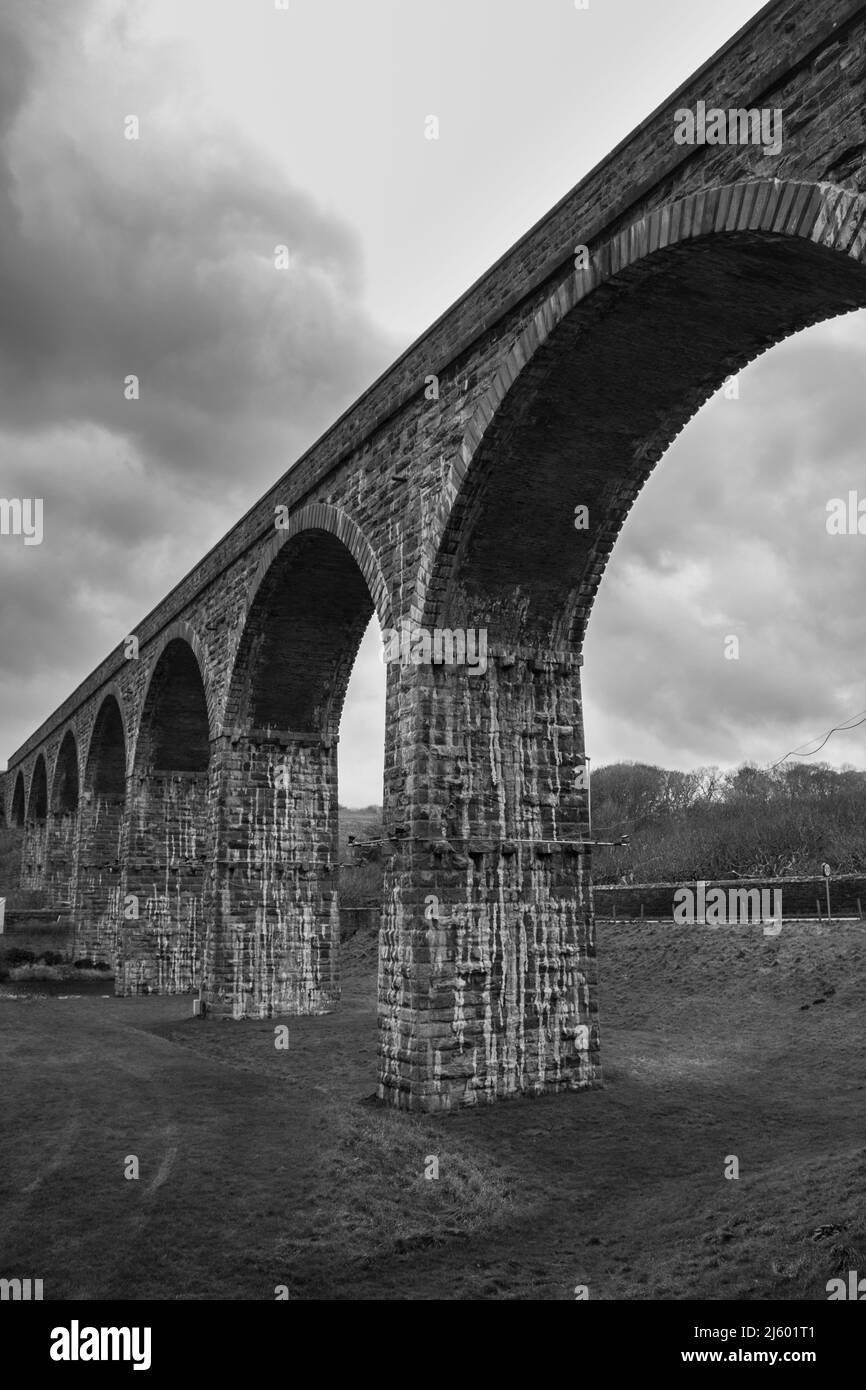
[10,770,26,826]
[131,629,212,774]
[210,512,387,1019]
[27,755,48,823]
[84,694,127,796]
[224,508,386,741]
[122,633,211,997]
[76,692,127,967]
[6,770,27,891]
[419,178,866,645]
[246,504,391,637]
[47,730,80,905]
[20,754,49,890]
[129,621,214,773]
[51,729,80,815]
[389,176,866,1110]
[81,683,129,781]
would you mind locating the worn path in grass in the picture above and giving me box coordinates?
[1,919,863,1299]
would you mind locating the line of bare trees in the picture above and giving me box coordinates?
[591,760,866,884]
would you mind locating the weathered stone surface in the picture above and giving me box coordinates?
[6,1,866,1107]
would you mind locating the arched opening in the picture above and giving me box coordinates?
[214,525,380,1018]
[11,772,25,827]
[579,298,866,877]
[224,529,375,736]
[336,614,387,991]
[407,193,866,1107]
[21,755,49,890]
[1,771,27,896]
[47,730,80,906]
[86,696,126,794]
[76,695,126,968]
[27,756,48,823]
[135,639,210,774]
[52,731,79,815]
[426,234,866,647]
[122,638,211,996]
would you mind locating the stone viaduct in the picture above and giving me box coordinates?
[4,0,866,1110]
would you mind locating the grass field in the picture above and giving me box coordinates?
[1,914,864,1300]
[337,806,382,908]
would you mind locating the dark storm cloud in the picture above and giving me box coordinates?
[0,0,398,761]
[0,2,391,473]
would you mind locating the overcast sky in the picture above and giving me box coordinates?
[1,0,865,806]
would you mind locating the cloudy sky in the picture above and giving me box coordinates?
[1,0,865,806]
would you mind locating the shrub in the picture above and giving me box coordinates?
[340,861,383,908]
[1,947,35,967]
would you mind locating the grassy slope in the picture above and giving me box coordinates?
[1,914,864,1300]
[337,806,382,908]
[337,806,381,853]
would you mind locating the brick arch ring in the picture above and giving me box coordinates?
[26,750,49,821]
[5,767,26,825]
[81,680,132,781]
[414,176,866,623]
[49,724,82,811]
[213,503,393,737]
[244,501,394,632]
[127,619,215,774]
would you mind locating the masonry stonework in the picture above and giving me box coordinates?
[6,0,866,1108]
